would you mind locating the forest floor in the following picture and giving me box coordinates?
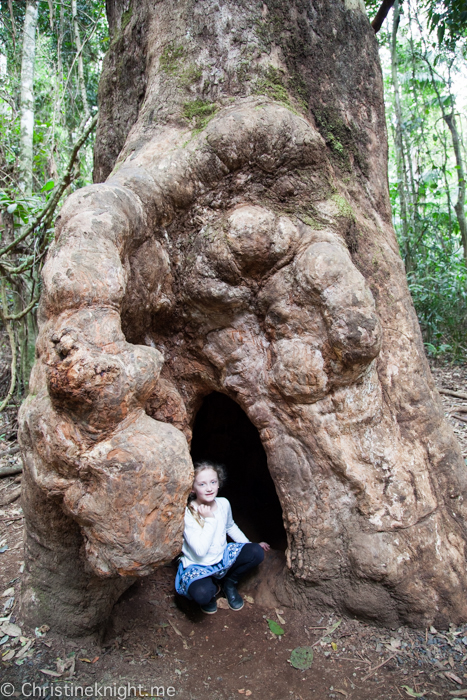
[1,361,467,700]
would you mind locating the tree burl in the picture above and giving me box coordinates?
[18,0,467,635]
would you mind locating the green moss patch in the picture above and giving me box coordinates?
[160,44,185,75]
[183,99,218,132]
[121,6,133,31]
[314,106,369,175]
[253,66,307,114]
[331,192,354,220]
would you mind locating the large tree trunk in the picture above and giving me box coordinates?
[19,0,467,636]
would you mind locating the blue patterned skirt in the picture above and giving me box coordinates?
[175,543,246,598]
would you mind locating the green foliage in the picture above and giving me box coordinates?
[372,0,467,360]
[0,1,107,398]
[408,253,467,357]
[426,0,467,46]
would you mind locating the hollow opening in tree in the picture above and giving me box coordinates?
[190,392,287,551]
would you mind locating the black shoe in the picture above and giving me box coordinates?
[200,597,217,614]
[222,578,244,611]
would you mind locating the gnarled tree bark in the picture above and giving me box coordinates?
[19,0,467,636]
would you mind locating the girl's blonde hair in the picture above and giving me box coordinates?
[188,461,227,527]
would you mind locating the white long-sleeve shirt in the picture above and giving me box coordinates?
[180,497,249,568]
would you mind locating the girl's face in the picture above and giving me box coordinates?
[192,468,219,505]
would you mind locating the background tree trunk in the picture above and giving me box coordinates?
[71,0,90,120]
[444,111,467,265]
[390,0,412,272]
[18,0,38,196]
[19,0,467,636]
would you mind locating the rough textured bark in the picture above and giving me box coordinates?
[19,0,467,636]
[18,0,38,196]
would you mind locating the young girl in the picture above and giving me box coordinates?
[175,461,270,614]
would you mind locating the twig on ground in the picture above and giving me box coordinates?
[0,465,22,478]
[361,653,398,681]
[0,445,20,457]
[440,388,467,400]
[312,620,342,648]
[0,485,21,506]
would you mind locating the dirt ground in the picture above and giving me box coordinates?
[1,361,467,700]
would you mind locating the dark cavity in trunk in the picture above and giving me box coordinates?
[191,392,287,551]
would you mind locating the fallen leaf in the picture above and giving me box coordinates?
[35,624,49,637]
[267,619,284,636]
[55,655,76,678]
[327,620,342,635]
[245,692,252,697]
[401,686,426,698]
[290,646,314,670]
[0,545,8,554]
[91,656,99,664]
[238,690,245,695]
[217,599,229,609]
[275,608,285,624]
[168,620,184,637]
[449,691,467,697]
[15,640,34,660]
[3,597,14,612]
[335,691,348,698]
[445,672,463,685]
[2,649,15,661]
[386,637,402,651]
[331,642,338,651]
[79,658,92,663]
[41,668,62,677]
[2,588,14,597]
[244,595,254,604]
[1,622,21,637]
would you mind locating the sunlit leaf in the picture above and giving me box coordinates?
[266,619,284,636]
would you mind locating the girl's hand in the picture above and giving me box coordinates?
[259,541,270,551]
[198,504,215,519]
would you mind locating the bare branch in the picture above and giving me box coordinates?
[372,0,396,33]
[3,294,40,321]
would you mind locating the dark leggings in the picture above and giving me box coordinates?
[187,543,264,606]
